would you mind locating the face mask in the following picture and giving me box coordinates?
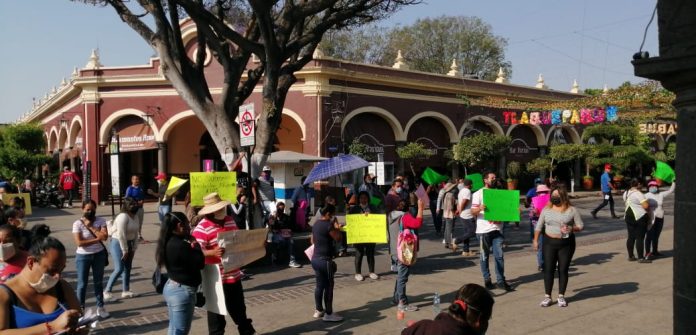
[0,243,16,262]
[129,206,140,214]
[458,184,464,190]
[214,209,226,220]
[83,210,96,221]
[649,187,658,194]
[395,187,403,193]
[550,196,562,206]
[28,272,60,293]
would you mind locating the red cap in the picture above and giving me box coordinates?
[604,164,612,170]
[648,180,658,187]
[155,172,167,180]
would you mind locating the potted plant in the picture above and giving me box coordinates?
[582,175,594,190]
[506,161,521,190]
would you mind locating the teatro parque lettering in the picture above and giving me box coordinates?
[502,106,619,125]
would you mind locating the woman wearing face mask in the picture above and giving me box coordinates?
[533,186,584,307]
[0,225,28,284]
[192,193,255,335]
[348,191,380,281]
[0,236,85,334]
[72,199,109,318]
[644,180,675,259]
[310,203,344,322]
[157,212,205,335]
[623,178,651,263]
[390,194,424,313]
[402,283,494,335]
[104,197,141,301]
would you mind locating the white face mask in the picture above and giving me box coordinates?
[457,184,464,190]
[0,243,16,262]
[29,272,60,293]
[395,187,403,193]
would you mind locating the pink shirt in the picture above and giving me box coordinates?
[192,216,243,284]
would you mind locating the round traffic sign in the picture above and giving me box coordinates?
[240,111,254,136]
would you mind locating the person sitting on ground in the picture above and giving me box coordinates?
[3,209,31,252]
[0,225,29,284]
[402,283,494,335]
[269,202,301,268]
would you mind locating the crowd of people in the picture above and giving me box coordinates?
[0,160,675,334]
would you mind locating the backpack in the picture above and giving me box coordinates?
[397,216,418,266]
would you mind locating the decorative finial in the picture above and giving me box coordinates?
[447,59,461,77]
[60,77,67,87]
[50,86,57,95]
[84,49,103,69]
[570,79,580,93]
[72,67,79,77]
[602,84,609,95]
[312,47,325,59]
[495,67,508,83]
[392,50,409,70]
[535,74,547,89]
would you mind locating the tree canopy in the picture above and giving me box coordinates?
[0,123,50,181]
[321,15,511,79]
[452,133,511,170]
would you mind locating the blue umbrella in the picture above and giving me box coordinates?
[303,154,369,185]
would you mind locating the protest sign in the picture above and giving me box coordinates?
[483,189,520,222]
[165,176,188,196]
[414,184,430,207]
[421,167,448,185]
[465,173,485,192]
[345,214,388,244]
[654,160,675,183]
[2,193,32,215]
[189,172,236,206]
[217,228,269,272]
[200,264,227,315]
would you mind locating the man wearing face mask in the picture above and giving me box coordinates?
[148,172,174,226]
[253,166,277,221]
[386,179,404,215]
[0,225,28,284]
[470,172,513,292]
[0,236,85,334]
[192,193,256,335]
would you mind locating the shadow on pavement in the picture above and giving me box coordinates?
[410,251,477,275]
[570,282,639,302]
[571,252,619,266]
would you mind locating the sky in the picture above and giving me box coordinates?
[0,0,659,124]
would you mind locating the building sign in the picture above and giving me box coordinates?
[639,122,677,135]
[356,134,395,155]
[502,106,619,125]
[508,138,538,156]
[117,123,157,152]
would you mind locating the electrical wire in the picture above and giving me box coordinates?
[639,4,658,52]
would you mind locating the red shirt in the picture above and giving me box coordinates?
[0,250,28,283]
[59,171,80,190]
[192,216,243,284]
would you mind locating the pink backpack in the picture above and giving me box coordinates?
[397,217,418,266]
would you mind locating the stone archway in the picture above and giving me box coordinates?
[276,114,304,153]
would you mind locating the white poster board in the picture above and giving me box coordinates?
[217,229,269,272]
[200,264,227,315]
[110,154,120,196]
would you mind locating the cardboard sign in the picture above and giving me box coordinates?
[465,173,485,192]
[217,228,269,272]
[189,172,237,206]
[200,264,227,315]
[345,214,388,244]
[2,193,32,215]
[483,189,520,222]
[165,176,188,196]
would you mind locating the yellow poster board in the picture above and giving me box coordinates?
[2,193,32,216]
[189,172,237,206]
[345,214,388,244]
[165,176,188,196]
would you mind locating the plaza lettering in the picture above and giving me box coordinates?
[502,106,619,125]
[639,123,677,135]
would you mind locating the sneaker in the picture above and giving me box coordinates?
[355,274,364,281]
[638,258,652,264]
[313,310,325,318]
[644,253,654,260]
[591,211,598,219]
[102,291,116,302]
[462,251,476,257]
[322,313,344,322]
[369,273,379,280]
[484,280,495,290]
[398,304,419,312]
[628,256,637,262]
[450,240,458,252]
[540,297,552,307]
[97,307,110,318]
[442,239,446,244]
[289,261,301,268]
[538,266,544,272]
[557,296,567,307]
[498,282,514,292]
[121,291,138,299]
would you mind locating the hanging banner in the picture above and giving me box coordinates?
[502,106,619,125]
[115,123,157,152]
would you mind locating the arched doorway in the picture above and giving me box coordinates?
[343,112,399,184]
[507,125,542,191]
[275,114,304,153]
[106,115,159,195]
[405,117,451,177]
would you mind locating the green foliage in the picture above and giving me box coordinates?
[347,138,374,161]
[526,157,554,175]
[452,133,511,169]
[548,144,591,163]
[506,161,522,181]
[666,142,677,161]
[583,88,604,96]
[396,142,434,160]
[0,123,50,180]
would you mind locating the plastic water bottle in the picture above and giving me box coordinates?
[433,292,441,315]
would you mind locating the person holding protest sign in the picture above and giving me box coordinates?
[644,180,675,259]
[147,172,174,226]
[104,197,141,301]
[533,186,584,307]
[269,202,301,268]
[471,172,513,292]
[192,193,255,335]
[389,194,424,312]
[310,203,344,322]
[348,191,380,281]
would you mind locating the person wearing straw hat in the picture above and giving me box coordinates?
[191,193,256,335]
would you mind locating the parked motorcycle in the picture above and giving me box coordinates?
[36,182,64,208]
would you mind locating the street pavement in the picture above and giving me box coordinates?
[26,193,673,334]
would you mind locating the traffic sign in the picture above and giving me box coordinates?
[239,103,255,146]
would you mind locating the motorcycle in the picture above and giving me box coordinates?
[36,182,65,208]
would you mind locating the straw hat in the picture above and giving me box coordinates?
[443,182,457,193]
[197,192,231,215]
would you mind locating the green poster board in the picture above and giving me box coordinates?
[654,160,675,183]
[189,172,237,206]
[465,173,485,192]
[483,189,520,222]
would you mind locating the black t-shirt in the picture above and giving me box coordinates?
[165,235,205,287]
[312,219,334,260]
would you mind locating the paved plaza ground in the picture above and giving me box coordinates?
[28,193,673,334]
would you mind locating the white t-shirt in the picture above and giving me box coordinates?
[72,217,107,255]
[471,188,502,234]
[457,187,473,219]
[623,189,648,220]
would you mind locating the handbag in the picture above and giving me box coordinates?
[81,219,109,266]
[152,267,168,294]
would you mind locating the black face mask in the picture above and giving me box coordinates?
[129,206,140,214]
[550,196,562,206]
[83,210,96,221]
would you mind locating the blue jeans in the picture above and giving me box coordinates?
[159,204,172,225]
[106,238,134,292]
[392,255,411,305]
[75,249,108,308]
[163,279,197,335]
[478,231,506,284]
[271,234,296,263]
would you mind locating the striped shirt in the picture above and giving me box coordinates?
[192,216,243,284]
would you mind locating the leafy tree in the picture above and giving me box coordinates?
[396,142,434,176]
[321,15,511,79]
[75,0,418,175]
[666,142,677,161]
[525,157,554,177]
[0,123,51,181]
[347,138,374,161]
[452,133,511,173]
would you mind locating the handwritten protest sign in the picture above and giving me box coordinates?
[483,189,520,222]
[2,194,32,215]
[189,172,236,206]
[414,184,430,207]
[345,214,388,244]
[465,173,485,192]
[165,176,188,196]
[217,228,268,272]
[200,264,227,315]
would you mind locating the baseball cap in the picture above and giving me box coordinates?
[155,172,167,180]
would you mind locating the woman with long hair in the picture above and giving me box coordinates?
[623,178,651,263]
[533,186,584,307]
[156,212,204,335]
[104,197,141,301]
[644,180,675,259]
[348,191,380,281]
[311,203,344,322]
[72,199,109,318]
